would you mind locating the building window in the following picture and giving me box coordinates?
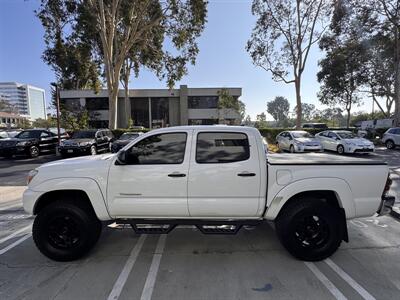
[86,98,109,110]
[88,120,109,128]
[131,97,149,128]
[188,96,219,109]
[189,119,218,125]
[196,132,250,164]
[62,98,82,111]
[151,97,169,128]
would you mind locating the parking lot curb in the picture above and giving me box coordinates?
[391,206,400,220]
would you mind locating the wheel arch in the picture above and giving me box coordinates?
[30,178,111,220]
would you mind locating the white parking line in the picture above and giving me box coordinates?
[0,234,31,255]
[107,235,147,300]
[0,224,31,245]
[325,258,376,300]
[304,262,347,300]
[140,235,167,300]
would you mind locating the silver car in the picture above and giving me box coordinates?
[316,130,374,154]
[382,127,400,149]
[276,131,323,153]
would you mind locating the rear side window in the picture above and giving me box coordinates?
[389,128,400,134]
[196,132,250,164]
[126,133,187,165]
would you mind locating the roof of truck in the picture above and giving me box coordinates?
[149,125,258,133]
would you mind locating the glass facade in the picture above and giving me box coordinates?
[131,97,149,128]
[27,87,46,120]
[151,97,169,128]
[188,96,219,109]
[86,97,109,110]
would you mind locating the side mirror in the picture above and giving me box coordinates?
[116,150,127,165]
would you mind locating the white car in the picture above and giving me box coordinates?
[381,127,400,149]
[23,126,393,262]
[276,131,323,153]
[316,130,374,154]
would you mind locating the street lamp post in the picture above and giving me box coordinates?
[51,83,61,151]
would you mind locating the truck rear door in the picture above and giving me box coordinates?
[188,130,261,217]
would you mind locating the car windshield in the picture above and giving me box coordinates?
[15,131,40,139]
[120,133,139,140]
[337,132,356,139]
[292,132,313,138]
[72,131,95,139]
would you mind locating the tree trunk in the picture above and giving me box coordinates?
[108,84,119,129]
[124,78,129,128]
[295,78,302,129]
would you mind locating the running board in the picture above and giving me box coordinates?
[115,218,263,235]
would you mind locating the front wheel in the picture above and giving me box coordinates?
[90,145,97,155]
[275,198,343,261]
[32,201,102,261]
[29,146,40,158]
[290,145,295,153]
[337,145,345,154]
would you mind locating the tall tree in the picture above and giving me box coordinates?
[294,103,316,121]
[247,0,331,128]
[217,88,246,124]
[38,0,208,129]
[267,96,290,125]
[318,0,365,128]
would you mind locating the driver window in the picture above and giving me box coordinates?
[328,132,337,139]
[126,133,187,165]
[40,132,50,138]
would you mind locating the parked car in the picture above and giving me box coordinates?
[0,129,58,158]
[382,127,400,149]
[316,130,374,154]
[110,132,143,153]
[276,131,323,153]
[0,131,10,139]
[59,129,114,158]
[23,126,394,262]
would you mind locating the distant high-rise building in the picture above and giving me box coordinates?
[0,82,46,120]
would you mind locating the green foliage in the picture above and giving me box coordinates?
[267,96,290,125]
[255,112,268,128]
[32,117,57,129]
[60,109,90,131]
[294,103,316,122]
[217,88,246,123]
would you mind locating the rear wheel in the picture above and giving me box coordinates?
[29,146,40,158]
[33,201,102,261]
[386,140,395,150]
[90,145,97,155]
[337,145,345,154]
[275,198,343,261]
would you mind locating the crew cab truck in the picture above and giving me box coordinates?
[23,126,394,262]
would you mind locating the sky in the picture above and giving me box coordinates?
[0,0,374,120]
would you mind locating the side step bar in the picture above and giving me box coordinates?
[116,218,263,235]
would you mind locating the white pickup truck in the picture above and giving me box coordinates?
[23,126,394,262]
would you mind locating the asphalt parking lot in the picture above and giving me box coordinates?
[1,148,400,299]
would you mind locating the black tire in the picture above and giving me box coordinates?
[90,145,97,155]
[32,201,102,261]
[337,145,345,154]
[29,146,40,158]
[290,145,295,153]
[275,198,343,261]
[386,140,395,150]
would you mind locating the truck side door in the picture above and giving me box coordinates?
[107,131,190,217]
[187,130,261,217]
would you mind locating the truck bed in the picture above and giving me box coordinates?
[267,153,386,165]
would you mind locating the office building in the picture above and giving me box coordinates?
[0,82,47,120]
[60,85,242,128]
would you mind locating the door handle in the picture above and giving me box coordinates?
[168,173,186,178]
[237,172,256,177]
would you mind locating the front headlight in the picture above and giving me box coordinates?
[294,140,304,146]
[16,141,29,146]
[79,142,90,146]
[27,169,38,185]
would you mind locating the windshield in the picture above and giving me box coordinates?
[337,132,356,139]
[292,131,313,138]
[120,133,139,140]
[72,131,95,139]
[15,131,40,139]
